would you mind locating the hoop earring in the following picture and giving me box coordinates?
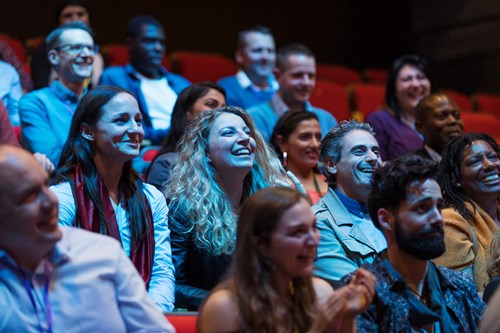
[283,151,288,168]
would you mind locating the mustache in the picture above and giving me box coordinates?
[421,224,444,237]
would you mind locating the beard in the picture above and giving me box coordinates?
[395,221,446,260]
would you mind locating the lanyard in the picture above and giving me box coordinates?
[17,260,53,333]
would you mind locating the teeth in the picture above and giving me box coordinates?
[483,174,499,182]
[233,149,250,156]
[359,168,374,173]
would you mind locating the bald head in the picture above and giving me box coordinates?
[0,145,61,270]
[415,93,463,153]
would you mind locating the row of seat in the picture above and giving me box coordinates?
[3,34,500,122]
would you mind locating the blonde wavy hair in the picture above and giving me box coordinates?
[165,106,286,255]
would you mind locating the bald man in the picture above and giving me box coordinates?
[414,93,464,162]
[0,145,174,332]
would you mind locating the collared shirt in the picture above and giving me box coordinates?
[19,80,84,165]
[0,60,22,126]
[247,94,337,141]
[0,227,174,333]
[235,69,279,91]
[50,182,176,312]
[348,256,485,333]
[424,144,442,162]
[333,188,368,218]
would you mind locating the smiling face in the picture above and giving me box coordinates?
[417,96,463,153]
[277,54,316,109]
[391,179,445,260]
[59,5,90,25]
[460,140,500,201]
[207,112,256,177]
[279,118,321,172]
[236,32,276,82]
[128,23,165,77]
[187,88,227,120]
[50,28,94,83]
[0,149,62,266]
[86,93,145,164]
[395,64,431,115]
[267,198,320,280]
[331,130,382,203]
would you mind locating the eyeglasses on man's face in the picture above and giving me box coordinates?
[54,43,99,55]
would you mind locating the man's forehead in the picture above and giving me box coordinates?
[342,130,378,149]
[59,28,93,44]
[405,178,442,202]
[139,24,165,38]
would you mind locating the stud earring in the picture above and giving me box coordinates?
[283,152,288,168]
[456,182,462,187]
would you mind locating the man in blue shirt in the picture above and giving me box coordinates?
[217,26,278,109]
[313,120,386,282]
[247,43,337,141]
[100,15,190,145]
[0,145,174,332]
[19,22,95,165]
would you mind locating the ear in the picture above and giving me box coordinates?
[276,135,287,152]
[80,123,94,141]
[325,159,337,175]
[415,119,425,135]
[235,49,243,65]
[47,49,60,67]
[273,67,281,81]
[377,208,394,231]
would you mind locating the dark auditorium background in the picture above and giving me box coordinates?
[2,0,500,94]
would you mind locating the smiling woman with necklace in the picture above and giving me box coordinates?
[271,111,328,204]
[165,106,286,310]
[50,86,175,313]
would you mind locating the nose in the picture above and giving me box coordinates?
[365,149,378,163]
[429,205,444,226]
[305,229,320,246]
[482,157,496,170]
[237,130,251,144]
[311,136,320,148]
[41,187,58,210]
[79,46,94,57]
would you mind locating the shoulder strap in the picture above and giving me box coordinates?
[469,224,479,257]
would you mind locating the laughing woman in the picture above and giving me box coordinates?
[198,187,375,333]
[165,106,286,310]
[50,86,175,312]
[434,133,500,292]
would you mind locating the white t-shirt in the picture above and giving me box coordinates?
[137,73,177,130]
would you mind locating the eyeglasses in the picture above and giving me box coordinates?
[55,43,99,55]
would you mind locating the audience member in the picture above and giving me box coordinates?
[100,15,191,145]
[366,54,434,161]
[19,22,96,165]
[0,39,33,92]
[165,106,285,310]
[0,145,174,332]
[217,26,278,109]
[146,82,226,190]
[247,43,337,141]
[50,86,175,312]
[357,154,484,332]
[415,92,463,162]
[31,0,104,90]
[313,120,386,282]
[0,60,22,125]
[0,100,19,146]
[484,232,500,303]
[434,133,500,292]
[271,111,328,204]
[198,186,376,333]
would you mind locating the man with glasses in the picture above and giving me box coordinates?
[101,15,191,145]
[19,22,95,166]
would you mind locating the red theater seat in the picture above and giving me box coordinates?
[474,93,500,118]
[102,44,171,70]
[316,64,362,86]
[172,51,237,83]
[165,312,197,333]
[310,80,350,121]
[441,89,474,112]
[350,83,386,120]
[362,68,388,85]
[461,111,500,141]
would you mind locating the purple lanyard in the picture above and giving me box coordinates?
[17,260,53,333]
